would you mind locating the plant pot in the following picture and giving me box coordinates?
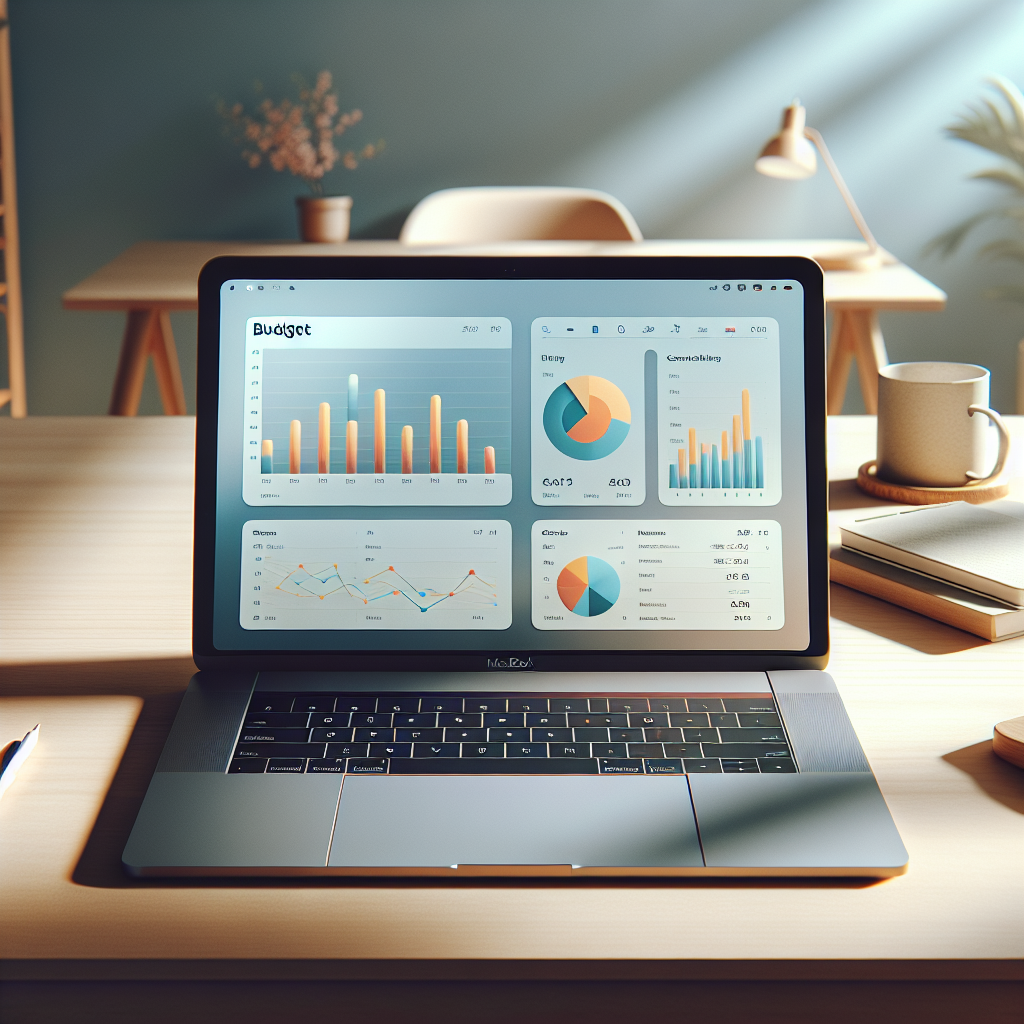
[296,195,353,243]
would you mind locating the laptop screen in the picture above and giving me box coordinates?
[196,256,827,670]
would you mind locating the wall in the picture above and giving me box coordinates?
[6,0,1024,415]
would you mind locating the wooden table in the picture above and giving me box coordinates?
[62,239,945,416]
[1,416,1019,1023]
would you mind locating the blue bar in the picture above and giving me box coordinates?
[711,445,720,488]
[669,464,678,489]
[261,454,272,473]
[744,439,753,488]
[689,463,698,488]
[722,456,731,489]
[755,436,764,489]
[347,373,359,423]
[700,451,709,488]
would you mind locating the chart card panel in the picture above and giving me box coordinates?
[531,319,645,506]
[242,317,512,507]
[242,519,512,630]
[532,520,783,631]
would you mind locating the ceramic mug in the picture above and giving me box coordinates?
[876,362,1010,487]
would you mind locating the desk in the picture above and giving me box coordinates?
[62,239,945,416]
[0,416,1020,1023]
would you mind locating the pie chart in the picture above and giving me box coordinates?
[557,556,621,617]
[543,375,630,461]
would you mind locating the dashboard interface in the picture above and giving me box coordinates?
[211,271,813,657]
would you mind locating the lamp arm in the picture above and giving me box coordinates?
[804,127,878,253]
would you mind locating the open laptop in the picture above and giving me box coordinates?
[123,254,908,877]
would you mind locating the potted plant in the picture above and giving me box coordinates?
[220,71,382,242]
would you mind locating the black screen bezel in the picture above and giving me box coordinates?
[193,255,828,672]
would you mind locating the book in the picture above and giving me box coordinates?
[829,546,1024,642]
[838,501,1024,607]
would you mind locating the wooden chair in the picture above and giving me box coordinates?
[399,187,643,245]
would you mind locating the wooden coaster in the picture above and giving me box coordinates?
[993,716,1024,770]
[856,461,1009,506]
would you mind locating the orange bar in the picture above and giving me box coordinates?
[702,442,709,454]
[318,402,330,473]
[484,446,495,474]
[289,420,301,473]
[721,430,729,459]
[374,389,386,472]
[733,415,742,462]
[742,389,751,441]
[688,427,697,466]
[401,425,413,473]
[346,420,358,473]
[429,395,441,473]
[677,448,686,480]
[262,439,273,458]
[456,419,469,473]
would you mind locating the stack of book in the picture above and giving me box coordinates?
[830,501,1024,642]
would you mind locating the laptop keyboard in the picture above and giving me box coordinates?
[228,693,795,776]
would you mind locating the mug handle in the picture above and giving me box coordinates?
[966,405,1011,481]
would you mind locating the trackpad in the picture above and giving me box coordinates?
[328,775,703,868]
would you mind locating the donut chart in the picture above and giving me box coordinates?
[543,375,630,461]
[557,556,620,617]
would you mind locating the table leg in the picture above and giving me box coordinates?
[108,310,156,416]
[826,310,854,415]
[848,309,888,415]
[149,310,187,415]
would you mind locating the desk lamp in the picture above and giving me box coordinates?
[756,102,882,271]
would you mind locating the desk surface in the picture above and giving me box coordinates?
[61,239,946,313]
[0,416,1020,981]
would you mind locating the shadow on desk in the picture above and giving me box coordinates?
[943,741,1024,816]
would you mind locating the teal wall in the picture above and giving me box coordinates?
[7,0,1024,415]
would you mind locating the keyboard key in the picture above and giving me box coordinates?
[589,743,626,758]
[348,758,389,773]
[462,743,505,757]
[568,713,627,728]
[609,699,649,713]
[686,698,725,713]
[549,698,589,713]
[598,758,645,774]
[445,728,487,742]
[683,728,720,743]
[335,697,377,713]
[508,698,548,712]
[526,713,567,728]
[439,713,483,728]
[587,698,609,712]
[228,758,267,773]
[718,727,788,743]
[413,743,461,757]
[395,728,443,742]
[644,728,682,743]
[351,713,393,727]
[489,728,529,742]
[710,713,738,728]
[306,758,347,773]
[648,699,689,712]
[724,698,776,713]
[483,713,525,727]
[722,759,760,773]
[310,728,353,742]
[609,728,645,743]
[738,712,782,728]
[464,698,506,712]
[326,742,369,758]
[234,743,326,759]
[506,743,547,757]
[244,712,309,728]
[369,743,412,758]
[420,697,463,713]
[354,728,395,742]
[683,758,722,773]
[388,758,599,775]
[701,743,790,759]
[238,728,310,743]
[549,743,591,758]
[662,744,704,758]
[248,696,293,714]
[644,758,684,774]
[573,728,610,742]
[669,712,710,728]
[377,697,420,713]
[308,713,352,728]
[627,712,669,728]
[292,696,336,713]
[531,728,572,742]
[627,743,665,758]
[394,713,438,728]
[758,757,797,773]
[267,758,306,772]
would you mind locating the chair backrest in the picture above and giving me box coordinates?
[399,186,643,245]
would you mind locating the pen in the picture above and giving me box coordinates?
[0,724,39,798]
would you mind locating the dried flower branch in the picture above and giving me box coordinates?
[218,72,383,195]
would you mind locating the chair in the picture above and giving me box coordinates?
[399,186,643,245]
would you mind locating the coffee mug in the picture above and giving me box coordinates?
[876,362,1010,487]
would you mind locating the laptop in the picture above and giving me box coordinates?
[123,253,908,877]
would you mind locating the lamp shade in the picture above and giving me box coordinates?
[756,103,817,179]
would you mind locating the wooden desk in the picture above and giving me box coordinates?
[0,416,1019,1023]
[63,239,945,416]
